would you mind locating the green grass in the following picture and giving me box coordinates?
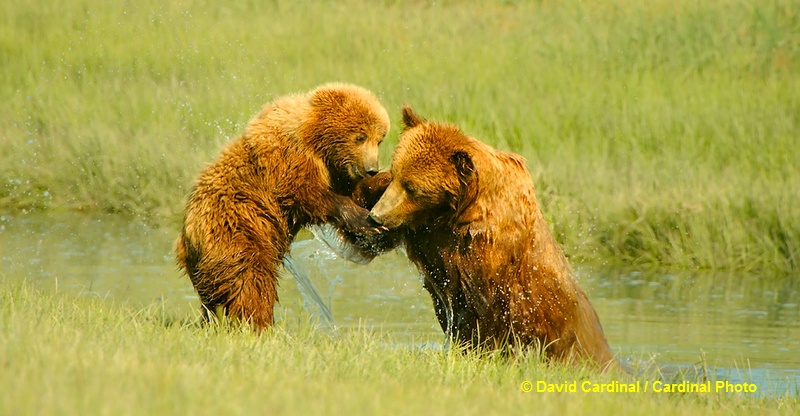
[1,280,797,415]
[1,0,798,272]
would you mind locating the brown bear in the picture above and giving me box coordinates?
[362,106,616,368]
[175,83,390,330]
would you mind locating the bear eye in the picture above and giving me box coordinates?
[355,134,368,143]
[402,181,416,197]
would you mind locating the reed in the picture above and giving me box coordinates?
[1,0,797,272]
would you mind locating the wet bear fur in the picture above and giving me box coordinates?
[361,106,616,368]
[175,83,390,330]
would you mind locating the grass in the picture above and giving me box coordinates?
[1,280,797,415]
[1,0,798,273]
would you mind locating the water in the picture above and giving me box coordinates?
[1,212,799,396]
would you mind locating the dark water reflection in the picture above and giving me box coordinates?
[1,212,798,396]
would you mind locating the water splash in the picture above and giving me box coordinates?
[308,224,372,265]
[282,254,335,327]
[424,276,455,349]
[281,224,385,330]
[281,225,375,328]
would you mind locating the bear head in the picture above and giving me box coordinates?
[300,83,390,194]
[369,106,478,230]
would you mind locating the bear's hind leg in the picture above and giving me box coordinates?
[193,255,280,331]
[224,265,279,330]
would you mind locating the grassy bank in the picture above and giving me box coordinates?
[1,0,798,272]
[1,281,796,415]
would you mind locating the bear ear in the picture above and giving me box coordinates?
[450,150,475,179]
[311,87,346,109]
[401,105,426,130]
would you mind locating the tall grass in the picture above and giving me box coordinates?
[1,280,796,415]
[1,0,798,272]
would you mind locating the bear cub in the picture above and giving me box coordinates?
[175,83,390,330]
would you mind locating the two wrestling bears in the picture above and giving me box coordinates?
[176,83,615,368]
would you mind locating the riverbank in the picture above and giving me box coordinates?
[1,281,796,415]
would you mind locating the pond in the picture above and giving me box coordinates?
[1,212,798,397]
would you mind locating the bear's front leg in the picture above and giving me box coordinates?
[314,188,397,259]
[351,171,392,210]
[345,171,400,257]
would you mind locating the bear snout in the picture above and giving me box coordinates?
[368,210,384,225]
